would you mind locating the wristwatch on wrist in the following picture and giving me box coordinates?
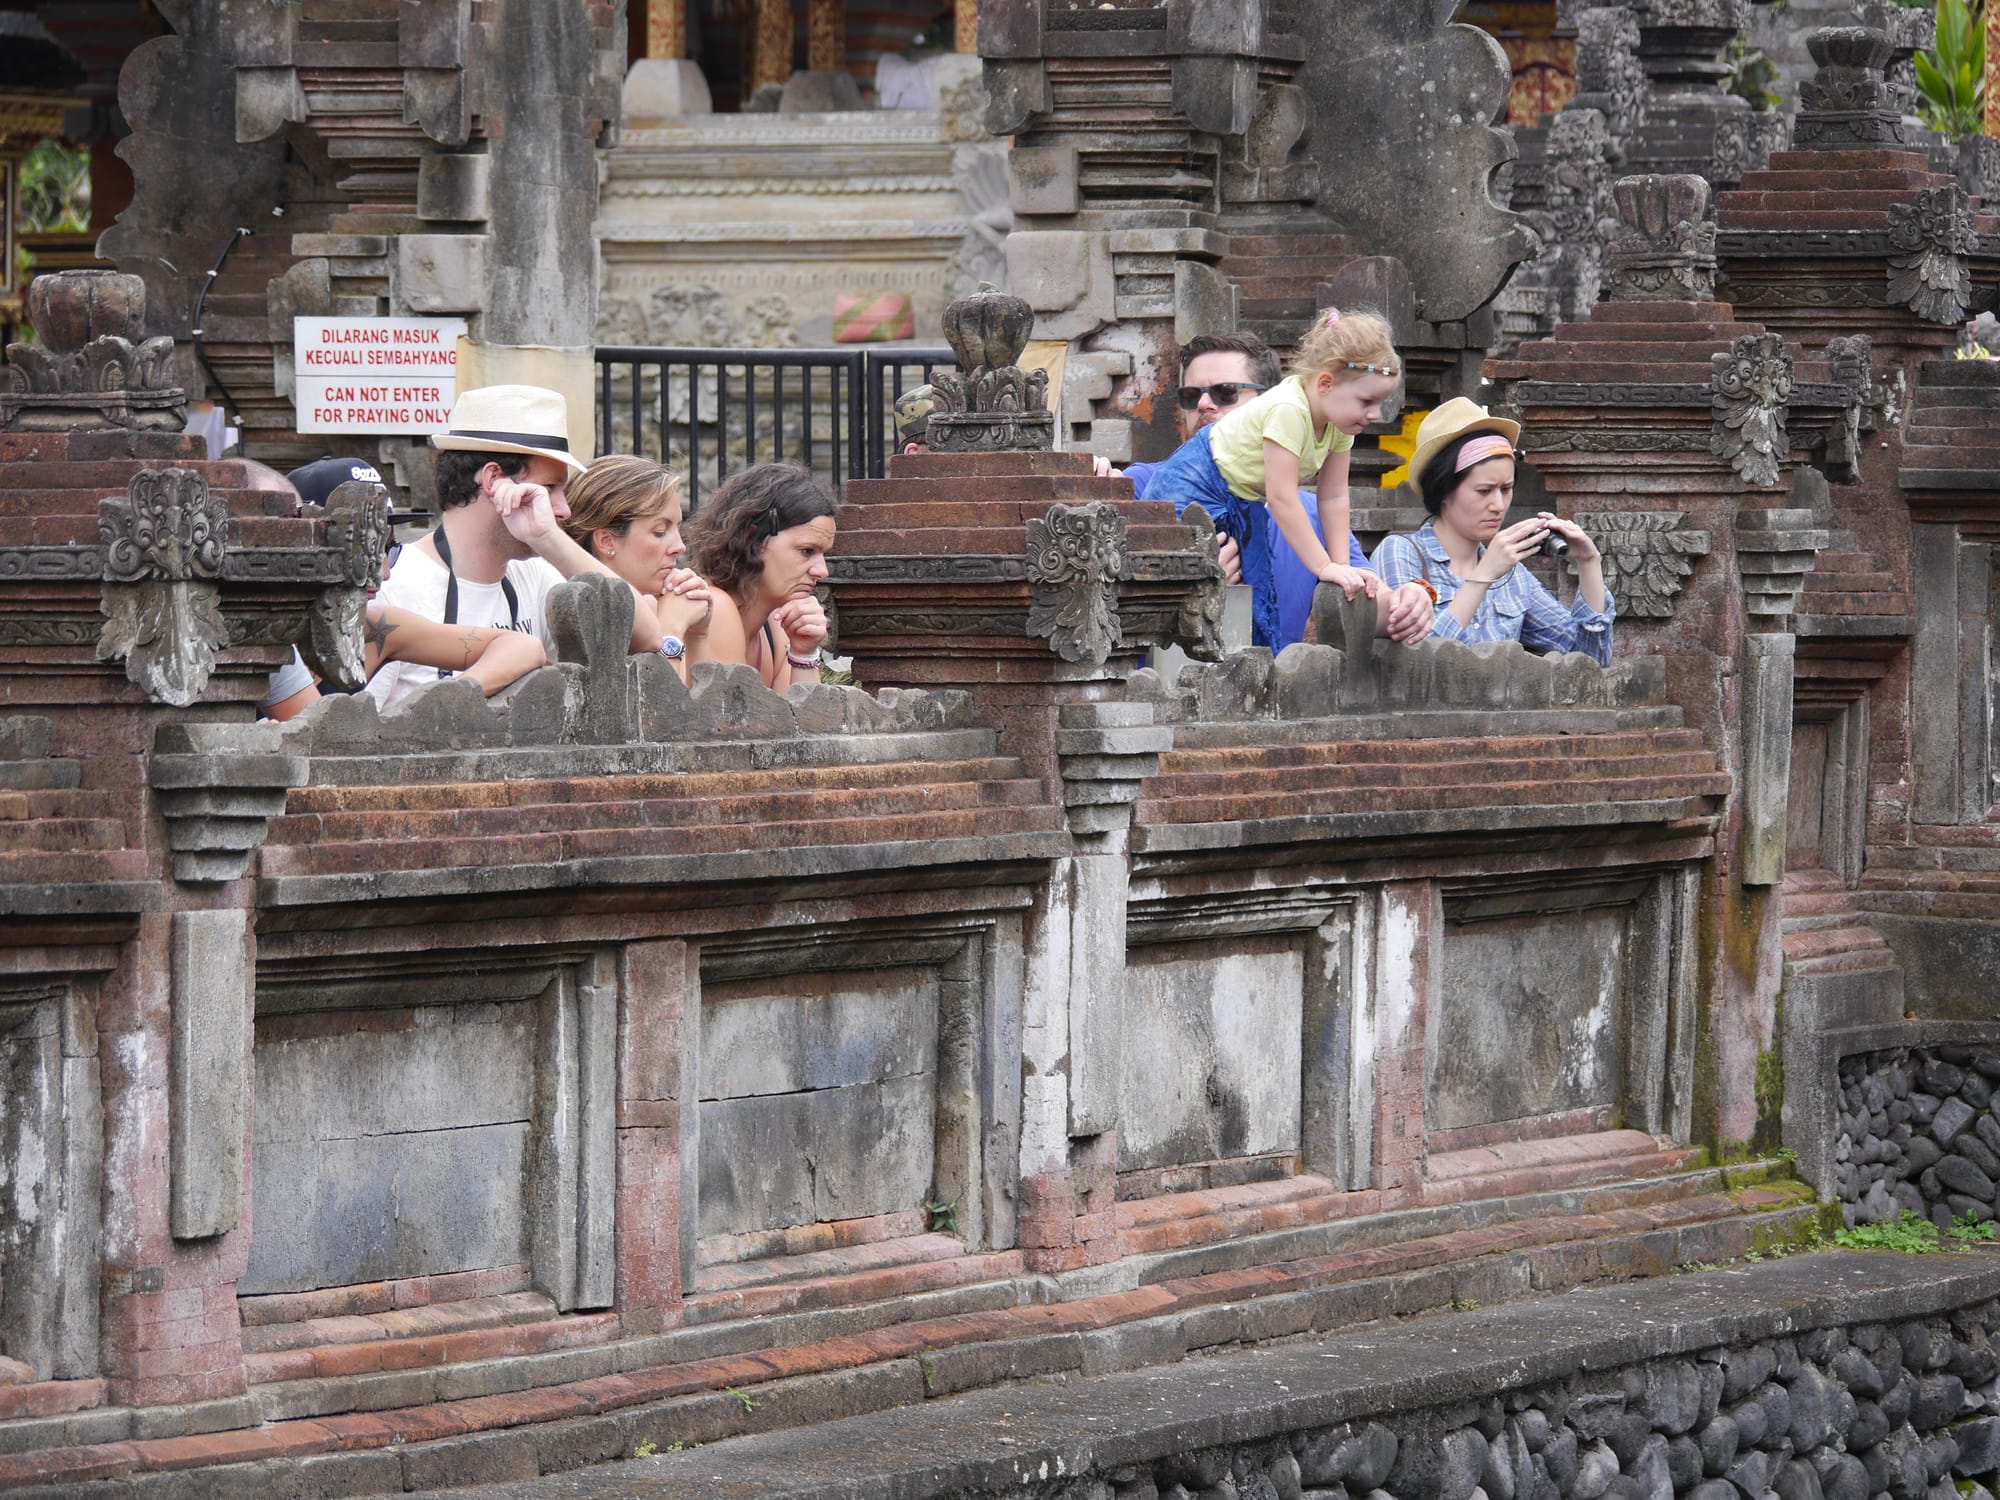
[658,635,686,660]
[786,650,821,670]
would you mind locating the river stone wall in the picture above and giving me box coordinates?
[1838,1047,2000,1230]
[978,1305,2000,1500]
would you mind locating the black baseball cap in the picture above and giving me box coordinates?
[285,456,431,526]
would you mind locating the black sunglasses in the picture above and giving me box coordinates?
[1177,382,1267,410]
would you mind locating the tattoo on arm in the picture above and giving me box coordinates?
[455,630,484,668]
[363,610,397,655]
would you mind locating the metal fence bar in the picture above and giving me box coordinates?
[592,346,957,507]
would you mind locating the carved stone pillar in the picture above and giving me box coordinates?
[1488,173,1851,1146]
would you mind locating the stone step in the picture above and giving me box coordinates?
[1783,925,1896,963]
[0,1170,1828,1492]
[240,1292,559,1357]
[1160,727,1704,773]
[242,1310,618,1387]
[1786,946,1905,980]
[694,1235,971,1297]
[684,1249,1027,1326]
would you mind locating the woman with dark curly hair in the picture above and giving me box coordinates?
[685,463,838,692]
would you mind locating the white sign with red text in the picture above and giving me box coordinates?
[293,317,467,433]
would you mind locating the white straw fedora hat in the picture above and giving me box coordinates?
[431,384,588,479]
[1407,397,1523,488]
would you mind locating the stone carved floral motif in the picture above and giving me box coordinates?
[1171,503,1227,664]
[297,479,390,691]
[1025,503,1128,666]
[1575,512,1713,618]
[97,468,229,707]
[1605,174,1718,303]
[1711,333,1794,489]
[0,270,186,432]
[1885,186,1976,326]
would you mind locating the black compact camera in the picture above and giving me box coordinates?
[1537,529,1570,560]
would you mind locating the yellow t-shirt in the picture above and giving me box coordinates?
[1207,374,1354,503]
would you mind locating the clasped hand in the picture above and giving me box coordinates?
[1472,512,1599,582]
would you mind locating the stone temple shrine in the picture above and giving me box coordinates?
[0,0,1998,1496]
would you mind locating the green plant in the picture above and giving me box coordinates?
[16,138,89,234]
[631,1440,657,1459]
[1913,0,1987,140]
[1830,1209,1996,1253]
[726,1386,759,1413]
[1725,36,1783,112]
[924,1198,960,1236]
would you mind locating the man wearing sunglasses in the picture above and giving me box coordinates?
[1128,332,1431,648]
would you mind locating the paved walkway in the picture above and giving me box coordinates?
[436,1249,2000,1500]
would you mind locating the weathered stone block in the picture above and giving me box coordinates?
[394,234,489,314]
[170,910,249,1241]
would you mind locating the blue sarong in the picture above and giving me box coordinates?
[1138,429,1366,651]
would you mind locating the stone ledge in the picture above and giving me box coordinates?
[454,1251,2000,1500]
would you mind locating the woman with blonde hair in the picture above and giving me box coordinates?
[560,454,719,679]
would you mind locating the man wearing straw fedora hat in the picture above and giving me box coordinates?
[368,385,661,713]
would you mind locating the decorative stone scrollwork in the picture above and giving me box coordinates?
[1794,28,1907,150]
[1711,333,1794,489]
[1736,508,1829,620]
[1885,185,1976,326]
[1025,502,1128,666]
[0,270,187,432]
[97,468,230,708]
[1573,7,1647,155]
[927,284,1054,454]
[1819,335,1879,486]
[297,479,390,691]
[1575,512,1713,619]
[1170,503,1226,664]
[1604,174,1718,303]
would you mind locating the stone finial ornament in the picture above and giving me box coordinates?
[927,284,1054,454]
[0,271,187,433]
[1711,332,1795,489]
[1574,512,1713,618]
[1794,28,1907,150]
[97,468,230,707]
[1025,502,1127,665]
[1886,185,1977,326]
[1604,175,1719,303]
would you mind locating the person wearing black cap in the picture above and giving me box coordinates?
[257,457,397,719]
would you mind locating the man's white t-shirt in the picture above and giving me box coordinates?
[365,544,563,716]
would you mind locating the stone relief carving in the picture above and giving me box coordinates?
[1026,503,1128,666]
[1575,512,1713,618]
[297,479,390,691]
[945,144,1013,300]
[1818,335,1879,486]
[1604,174,1718,303]
[0,271,186,433]
[1885,186,1976,325]
[97,468,230,708]
[1171,503,1227,664]
[1574,7,1648,153]
[1711,333,1794,489]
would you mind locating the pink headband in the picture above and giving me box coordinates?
[1455,434,1515,473]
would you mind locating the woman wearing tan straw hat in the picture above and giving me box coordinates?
[1371,398,1615,665]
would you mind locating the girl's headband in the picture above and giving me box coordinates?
[1455,434,1515,473]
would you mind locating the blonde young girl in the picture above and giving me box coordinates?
[1139,309,1403,650]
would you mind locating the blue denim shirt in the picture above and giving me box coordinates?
[1371,520,1615,665]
